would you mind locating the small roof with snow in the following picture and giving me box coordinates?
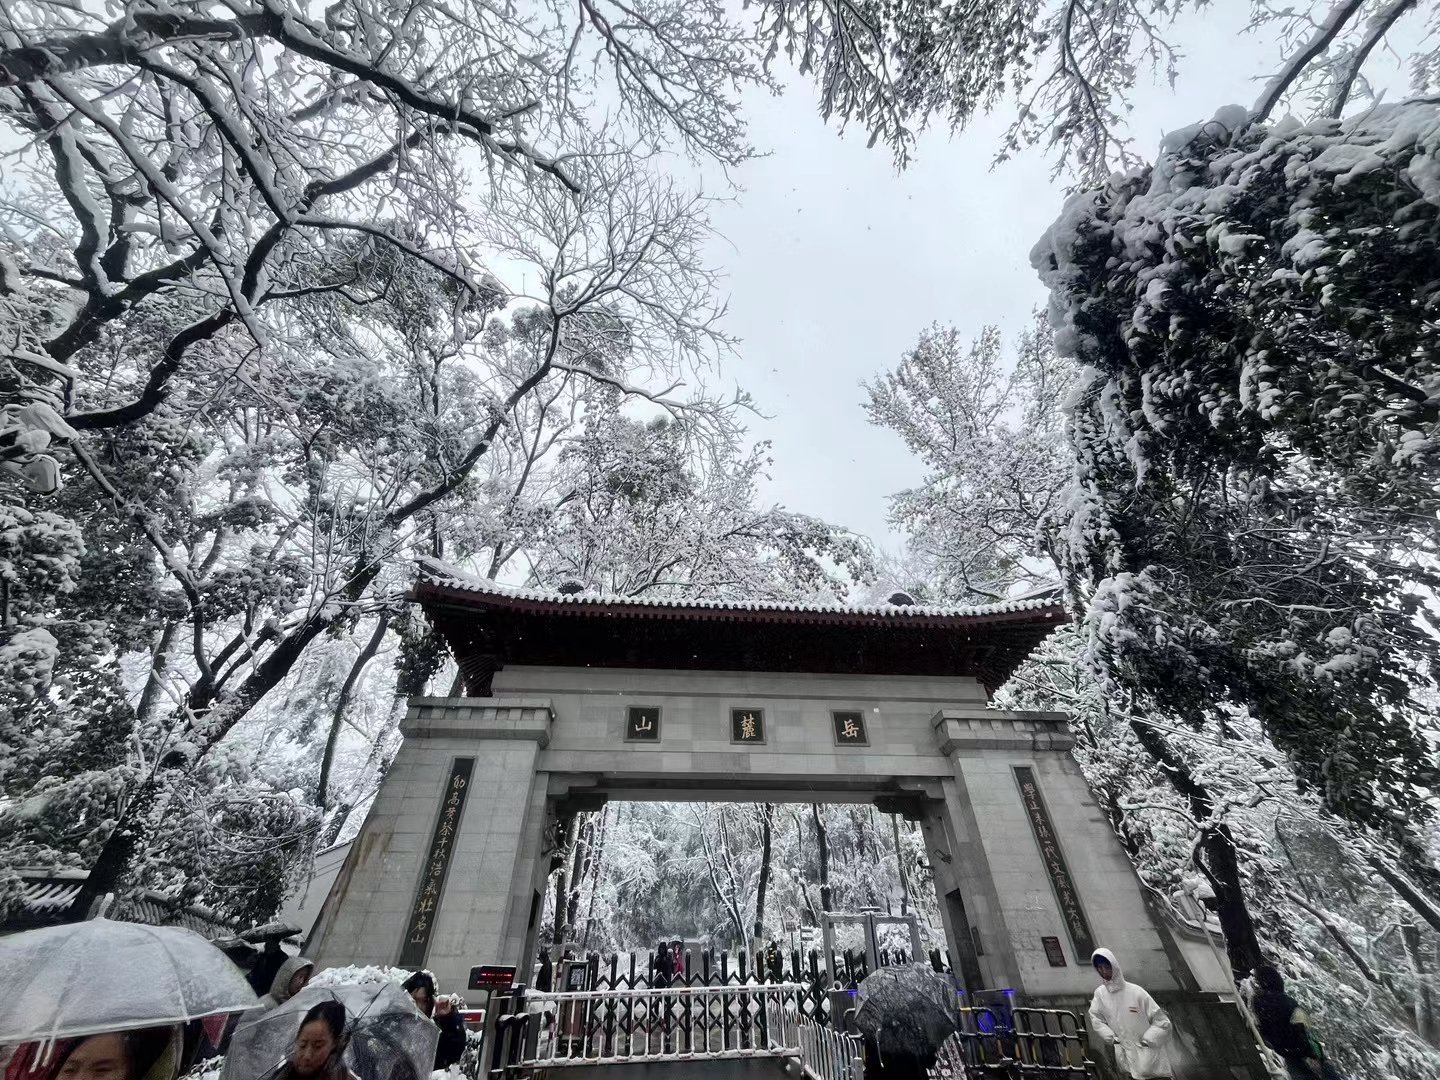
[414,562,1066,694]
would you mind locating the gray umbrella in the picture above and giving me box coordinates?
[854,963,960,1065]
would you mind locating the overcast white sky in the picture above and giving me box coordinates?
[705,5,1411,550]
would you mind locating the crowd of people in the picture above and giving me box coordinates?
[1,960,470,1080]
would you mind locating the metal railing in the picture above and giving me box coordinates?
[485,982,864,1079]
[786,1006,864,1080]
[930,1006,1095,1079]
[524,982,802,1065]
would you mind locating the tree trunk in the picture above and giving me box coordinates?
[319,802,351,849]
[1129,719,1267,976]
[701,807,748,946]
[812,804,832,912]
[318,614,390,810]
[565,814,591,932]
[890,813,911,915]
[66,776,162,920]
[551,816,580,946]
[1401,920,1440,1046]
[753,803,775,947]
[580,807,610,950]
[134,622,178,728]
[1369,854,1440,937]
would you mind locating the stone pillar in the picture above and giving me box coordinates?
[932,708,1178,997]
[919,785,1020,993]
[309,698,553,991]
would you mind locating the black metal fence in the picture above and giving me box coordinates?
[566,945,954,1026]
[930,1006,1095,1079]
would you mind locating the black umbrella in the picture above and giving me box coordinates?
[854,963,960,1071]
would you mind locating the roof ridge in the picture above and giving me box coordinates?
[414,559,1062,619]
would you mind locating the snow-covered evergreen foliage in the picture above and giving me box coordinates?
[867,264,1440,1071]
[1032,100,1440,864]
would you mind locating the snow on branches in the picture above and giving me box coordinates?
[1032,101,1440,850]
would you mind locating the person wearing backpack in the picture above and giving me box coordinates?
[1250,966,1348,1080]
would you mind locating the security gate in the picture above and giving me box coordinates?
[930,1006,1095,1079]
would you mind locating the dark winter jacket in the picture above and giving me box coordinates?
[1253,988,1315,1063]
[433,1007,467,1070]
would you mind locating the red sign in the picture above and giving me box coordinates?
[468,965,517,991]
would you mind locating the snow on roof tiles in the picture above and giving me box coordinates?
[416,559,1063,620]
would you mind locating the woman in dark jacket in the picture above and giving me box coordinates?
[1251,967,1347,1080]
[400,971,466,1070]
[430,998,467,1072]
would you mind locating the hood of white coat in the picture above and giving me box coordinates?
[1092,948,1127,994]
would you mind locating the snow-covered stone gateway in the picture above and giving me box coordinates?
[308,570,1265,1075]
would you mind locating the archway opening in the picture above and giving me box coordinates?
[538,799,946,979]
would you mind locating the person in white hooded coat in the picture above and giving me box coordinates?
[1087,948,1173,1079]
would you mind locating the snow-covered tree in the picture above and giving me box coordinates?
[1031,100,1440,894]
[524,404,873,601]
[864,314,1071,603]
[0,28,755,910]
[752,0,1440,178]
[867,173,1440,1064]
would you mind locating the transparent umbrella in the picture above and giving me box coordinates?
[0,919,258,1045]
[223,983,438,1080]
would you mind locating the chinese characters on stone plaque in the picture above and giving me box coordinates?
[730,708,765,744]
[1013,766,1096,964]
[398,756,474,967]
[626,706,661,742]
[832,710,868,746]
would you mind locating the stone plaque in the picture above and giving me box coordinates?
[1041,936,1068,967]
[730,708,765,744]
[1014,766,1096,963]
[626,706,661,741]
[398,756,474,967]
[832,710,868,746]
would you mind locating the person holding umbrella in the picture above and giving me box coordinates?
[0,919,258,1074]
[223,983,437,1080]
[269,1003,357,1080]
[852,963,959,1078]
[397,974,464,1071]
[0,920,257,1080]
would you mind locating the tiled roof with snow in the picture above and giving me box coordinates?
[415,559,1063,621]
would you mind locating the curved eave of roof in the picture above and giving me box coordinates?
[413,569,1067,629]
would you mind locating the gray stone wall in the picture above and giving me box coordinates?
[309,718,548,982]
[311,665,1190,1004]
